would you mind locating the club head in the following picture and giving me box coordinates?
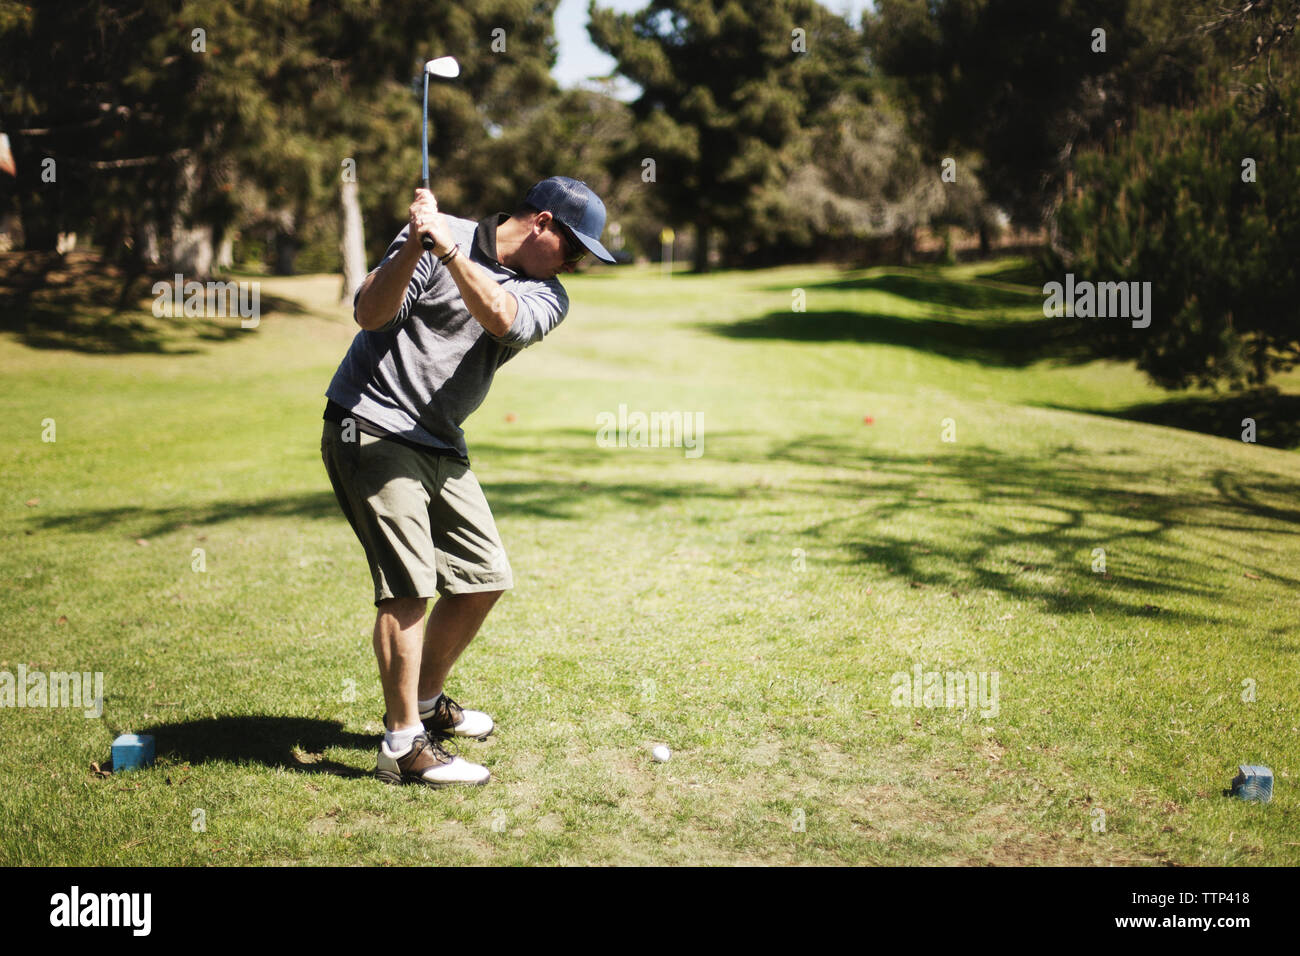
[424,56,460,79]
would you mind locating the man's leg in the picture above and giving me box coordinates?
[372,593,490,786]
[375,596,428,731]
[323,423,489,785]
[418,589,503,700]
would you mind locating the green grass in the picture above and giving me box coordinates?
[1,258,1297,865]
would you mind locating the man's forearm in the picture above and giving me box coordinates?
[354,237,425,331]
[441,247,518,338]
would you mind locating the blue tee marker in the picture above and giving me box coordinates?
[111,734,155,773]
[1230,765,1273,803]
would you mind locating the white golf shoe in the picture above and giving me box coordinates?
[374,733,489,788]
[426,694,494,739]
[385,694,495,740]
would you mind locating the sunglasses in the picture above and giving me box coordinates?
[549,219,587,263]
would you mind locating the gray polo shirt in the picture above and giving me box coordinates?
[326,214,569,459]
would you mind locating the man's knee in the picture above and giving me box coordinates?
[448,589,505,609]
[377,596,428,627]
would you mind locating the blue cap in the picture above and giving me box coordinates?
[524,176,616,263]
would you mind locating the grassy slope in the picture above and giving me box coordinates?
[1,260,1296,865]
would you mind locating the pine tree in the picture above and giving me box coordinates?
[589,0,868,270]
[0,0,565,275]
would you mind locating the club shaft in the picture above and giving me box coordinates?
[421,73,434,250]
[421,73,430,188]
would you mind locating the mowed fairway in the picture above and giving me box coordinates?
[1,258,1297,865]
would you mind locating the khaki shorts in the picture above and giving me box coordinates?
[321,420,513,605]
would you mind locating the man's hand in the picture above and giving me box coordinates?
[411,188,454,255]
[355,187,518,337]
[353,187,442,330]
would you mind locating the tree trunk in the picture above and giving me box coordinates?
[274,232,299,275]
[339,177,366,304]
[11,132,61,251]
[692,219,710,273]
[171,224,214,277]
[18,190,59,251]
[898,226,915,265]
[216,234,234,271]
[136,218,160,266]
[166,156,213,277]
[0,212,20,252]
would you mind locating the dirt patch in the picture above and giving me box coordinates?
[534,813,565,833]
[744,735,782,767]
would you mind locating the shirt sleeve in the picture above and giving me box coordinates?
[488,279,570,350]
[352,226,436,333]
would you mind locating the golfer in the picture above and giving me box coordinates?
[321,176,616,786]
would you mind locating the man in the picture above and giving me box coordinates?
[321,176,616,787]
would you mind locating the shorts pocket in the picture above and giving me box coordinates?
[322,421,362,482]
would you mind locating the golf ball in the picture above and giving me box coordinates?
[652,745,670,763]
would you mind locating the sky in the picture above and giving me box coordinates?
[551,0,876,97]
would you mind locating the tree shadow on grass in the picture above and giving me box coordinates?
[131,715,373,778]
[22,428,1299,623]
[757,437,1300,619]
[804,270,1044,312]
[1047,388,1300,451]
[28,490,346,537]
[26,478,737,538]
[703,309,1093,367]
[3,302,238,354]
[975,261,1049,287]
[712,247,1070,371]
[0,250,307,354]
[739,262,1299,449]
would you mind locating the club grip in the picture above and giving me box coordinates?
[421,233,435,251]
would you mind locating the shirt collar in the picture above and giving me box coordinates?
[473,213,511,267]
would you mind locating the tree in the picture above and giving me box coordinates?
[867,0,1215,226]
[773,91,995,264]
[588,0,869,270]
[1054,7,1300,390]
[0,0,565,277]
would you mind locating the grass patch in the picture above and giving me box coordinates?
[1,257,1296,865]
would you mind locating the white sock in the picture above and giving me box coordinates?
[418,693,442,713]
[384,722,424,756]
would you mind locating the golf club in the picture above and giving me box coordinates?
[420,56,461,251]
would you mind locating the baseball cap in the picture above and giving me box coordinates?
[523,176,617,264]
